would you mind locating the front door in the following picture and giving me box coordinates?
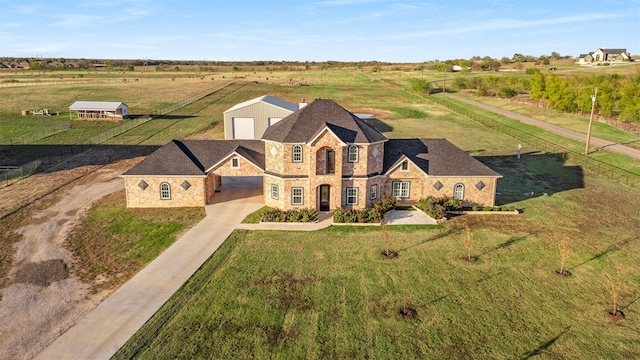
[319,185,330,211]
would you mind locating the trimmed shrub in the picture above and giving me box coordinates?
[416,196,463,219]
[261,208,318,222]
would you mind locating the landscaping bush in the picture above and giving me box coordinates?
[331,196,397,224]
[261,208,318,222]
[416,196,463,219]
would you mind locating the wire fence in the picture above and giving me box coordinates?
[1,80,237,187]
[0,122,71,145]
[426,96,640,188]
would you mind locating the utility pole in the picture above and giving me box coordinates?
[585,87,598,155]
[442,70,447,100]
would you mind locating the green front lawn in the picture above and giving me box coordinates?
[114,173,640,359]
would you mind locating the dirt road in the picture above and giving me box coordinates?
[445,93,640,161]
[0,151,143,360]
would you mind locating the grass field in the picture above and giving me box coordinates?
[66,190,205,292]
[114,171,640,359]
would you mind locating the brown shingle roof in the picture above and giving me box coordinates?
[383,138,500,177]
[261,99,387,144]
[122,140,265,176]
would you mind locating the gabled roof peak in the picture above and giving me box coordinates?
[261,99,387,144]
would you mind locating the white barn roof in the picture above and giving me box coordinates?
[224,95,298,113]
[69,101,127,111]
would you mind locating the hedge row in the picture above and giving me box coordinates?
[261,208,319,222]
[332,195,397,223]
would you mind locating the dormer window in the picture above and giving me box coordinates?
[292,145,303,162]
[401,160,409,171]
[348,145,358,163]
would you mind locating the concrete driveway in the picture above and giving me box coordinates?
[35,177,264,360]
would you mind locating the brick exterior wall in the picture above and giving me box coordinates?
[381,160,498,206]
[308,130,344,210]
[124,176,207,208]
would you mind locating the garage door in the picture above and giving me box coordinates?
[232,117,255,139]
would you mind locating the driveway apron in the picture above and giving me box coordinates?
[35,177,264,360]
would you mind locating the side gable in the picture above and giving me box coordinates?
[122,140,264,177]
[384,138,500,178]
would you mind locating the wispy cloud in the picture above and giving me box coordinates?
[384,12,623,40]
[51,14,103,27]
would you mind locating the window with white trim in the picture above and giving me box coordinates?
[292,187,304,205]
[348,145,358,163]
[271,184,279,200]
[346,187,358,205]
[160,182,171,200]
[401,160,409,171]
[231,157,240,168]
[392,181,410,198]
[292,145,303,162]
[453,183,465,200]
[370,184,378,200]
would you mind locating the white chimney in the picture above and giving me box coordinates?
[298,98,307,109]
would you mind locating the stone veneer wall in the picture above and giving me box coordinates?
[209,155,265,177]
[124,176,207,208]
[382,162,498,206]
[308,131,345,210]
[425,177,498,207]
[264,140,285,174]
[263,175,285,208]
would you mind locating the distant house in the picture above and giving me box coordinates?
[69,101,128,120]
[579,48,631,64]
[223,95,302,139]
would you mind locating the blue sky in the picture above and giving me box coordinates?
[0,0,638,62]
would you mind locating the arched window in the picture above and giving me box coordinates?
[453,183,464,200]
[348,145,358,162]
[160,182,171,200]
[292,145,303,162]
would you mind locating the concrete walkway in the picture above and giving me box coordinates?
[35,177,264,360]
[384,209,438,225]
[446,93,640,161]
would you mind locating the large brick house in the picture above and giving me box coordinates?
[122,99,501,210]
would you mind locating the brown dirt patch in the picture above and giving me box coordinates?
[380,250,398,259]
[605,309,625,321]
[461,256,478,262]
[554,269,572,277]
[14,259,69,287]
[396,307,417,319]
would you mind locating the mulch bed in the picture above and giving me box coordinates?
[604,309,625,321]
[396,307,417,319]
[461,256,478,262]
[14,259,69,287]
[380,250,398,259]
[555,269,572,277]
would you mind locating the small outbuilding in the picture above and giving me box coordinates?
[223,95,301,139]
[69,101,129,121]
